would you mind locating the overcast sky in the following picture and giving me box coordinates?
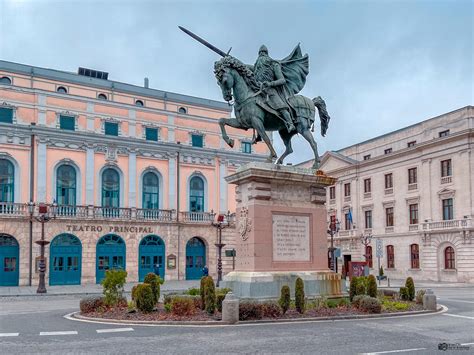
[1,0,472,163]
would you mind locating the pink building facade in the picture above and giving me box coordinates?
[0,60,267,286]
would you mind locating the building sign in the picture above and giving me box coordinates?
[65,224,153,234]
[167,254,176,269]
[272,214,310,262]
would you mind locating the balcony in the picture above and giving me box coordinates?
[422,219,471,231]
[329,199,336,205]
[0,202,221,224]
[409,224,419,231]
[441,176,452,184]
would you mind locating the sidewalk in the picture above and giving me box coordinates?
[344,278,474,289]
[0,280,200,297]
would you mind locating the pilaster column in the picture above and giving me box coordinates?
[128,151,137,207]
[219,159,228,213]
[86,102,95,132]
[168,154,177,209]
[85,146,95,205]
[37,140,47,202]
[129,109,136,138]
[168,115,176,143]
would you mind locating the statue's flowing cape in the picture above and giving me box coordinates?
[280,44,309,95]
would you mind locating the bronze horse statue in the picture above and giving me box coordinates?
[215,56,330,169]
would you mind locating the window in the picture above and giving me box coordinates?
[441,159,452,177]
[364,178,371,193]
[145,127,158,141]
[410,244,419,269]
[329,186,335,200]
[0,76,12,85]
[104,122,119,136]
[242,142,252,154]
[59,115,75,131]
[142,172,159,209]
[408,168,417,184]
[189,176,205,212]
[98,93,108,100]
[344,183,351,197]
[407,141,416,147]
[363,154,371,160]
[344,212,351,230]
[135,100,144,107]
[385,173,393,189]
[444,246,455,269]
[0,107,13,124]
[442,198,453,220]
[384,148,392,154]
[439,130,450,137]
[178,107,187,114]
[409,204,418,225]
[366,246,373,268]
[387,245,395,268]
[56,165,76,206]
[57,86,68,94]
[102,168,120,208]
[0,159,14,203]
[386,207,394,227]
[365,210,372,229]
[191,134,203,148]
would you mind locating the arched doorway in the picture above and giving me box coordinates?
[186,237,206,280]
[0,234,19,286]
[49,234,82,285]
[96,234,126,283]
[138,235,165,281]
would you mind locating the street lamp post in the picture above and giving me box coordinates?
[327,219,341,272]
[360,232,373,267]
[212,211,231,287]
[34,202,57,294]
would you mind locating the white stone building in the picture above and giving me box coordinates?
[298,106,474,283]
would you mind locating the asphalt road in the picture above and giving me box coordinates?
[0,287,473,354]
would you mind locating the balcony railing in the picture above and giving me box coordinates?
[422,219,471,231]
[408,183,418,191]
[409,224,419,231]
[363,192,372,199]
[441,176,452,184]
[384,188,393,195]
[0,203,224,225]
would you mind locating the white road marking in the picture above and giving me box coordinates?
[361,348,426,354]
[96,327,134,333]
[461,342,474,346]
[443,313,474,320]
[40,331,78,336]
[439,299,474,304]
[0,333,19,337]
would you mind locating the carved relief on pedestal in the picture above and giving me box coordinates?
[238,207,252,241]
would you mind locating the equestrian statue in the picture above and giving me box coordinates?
[179,26,331,169]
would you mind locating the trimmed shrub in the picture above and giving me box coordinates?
[163,293,179,306]
[135,283,155,313]
[367,275,378,298]
[352,295,369,309]
[171,296,196,316]
[262,301,282,318]
[279,285,291,314]
[326,299,338,308]
[295,277,305,314]
[405,277,415,301]
[144,272,160,304]
[131,285,139,301]
[355,277,366,296]
[416,289,426,304]
[215,288,231,312]
[360,296,382,313]
[337,298,350,307]
[164,303,172,313]
[382,300,410,311]
[399,287,409,300]
[349,276,358,301]
[239,302,264,321]
[204,276,216,314]
[101,269,127,306]
[185,287,201,296]
[379,265,384,277]
[200,277,206,310]
[80,296,105,313]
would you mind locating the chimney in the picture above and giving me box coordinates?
[144,77,149,88]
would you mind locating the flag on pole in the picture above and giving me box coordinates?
[348,208,353,228]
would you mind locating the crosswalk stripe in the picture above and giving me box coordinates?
[40,331,78,336]
[0,333,19,337]
[96,327,134,333]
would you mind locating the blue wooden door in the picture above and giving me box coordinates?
[0,235,19,286]
[96,234,126,284]
[186,237,206,280]
[139,235,165,281]
[49,234,82,285]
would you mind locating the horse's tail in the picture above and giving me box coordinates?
[312,96,331,137]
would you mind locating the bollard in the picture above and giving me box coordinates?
[222,292,239,324]
[423,288,437,311]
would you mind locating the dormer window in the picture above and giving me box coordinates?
[98,93,108,101]
[135,100,144,107]
[0,76,12,85]
[57,86,68,94]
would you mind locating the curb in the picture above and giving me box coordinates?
[67,305,446,327]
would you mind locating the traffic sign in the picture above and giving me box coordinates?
[376,239,383,257]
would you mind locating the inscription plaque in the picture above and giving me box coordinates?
[272,214,310,261]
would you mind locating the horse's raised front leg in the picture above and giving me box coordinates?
[251,117,277,162]
[218,118,242,148]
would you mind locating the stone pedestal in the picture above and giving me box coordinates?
[222,162,344,300]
